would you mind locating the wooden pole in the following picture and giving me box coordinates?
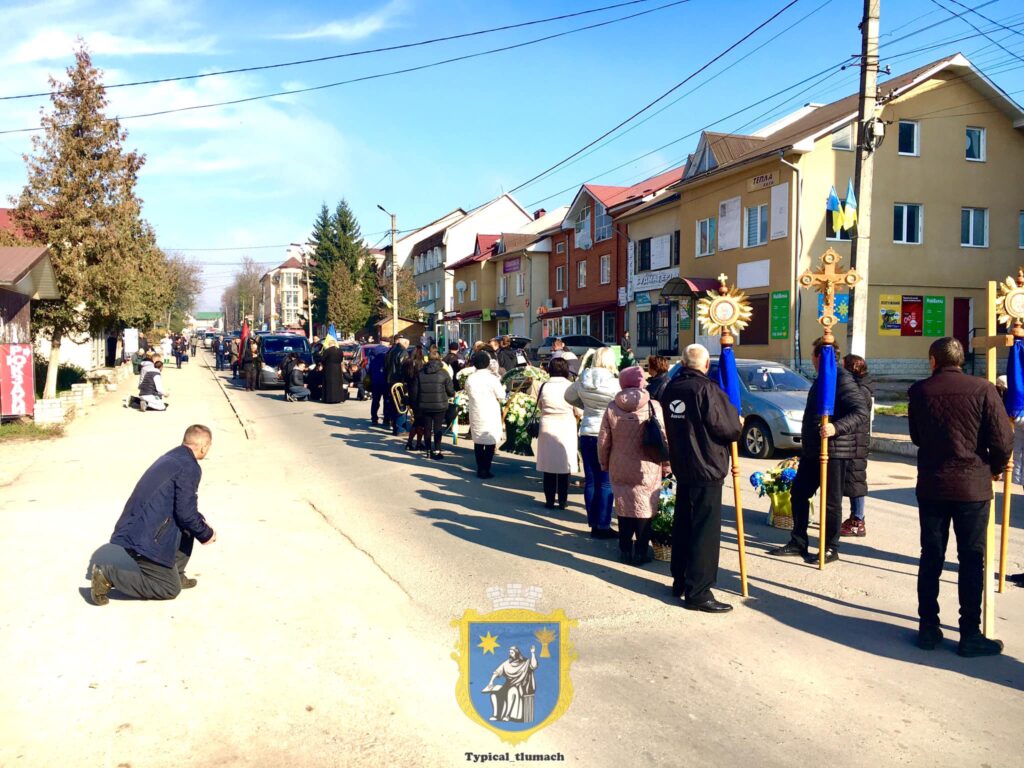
[1000,447,1012,593]
[983,280,996,635]
[730,442,749,596]
[819,415,829,571]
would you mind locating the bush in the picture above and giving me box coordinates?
[33,361,86,397]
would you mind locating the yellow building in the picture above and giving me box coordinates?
[448,235,500,346]
[621,54,1024,376]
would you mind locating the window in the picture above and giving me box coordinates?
[577,260,587,288]
[435,281,441,301]
[574,205,592,249]
[602,312,616,344]
[961,207,988,248]
[1019,211,1024,249]
[516,272,525,295]
[600,254,611,284]
[499,276,508,301]
[457,286,465,304]
[893,204,922,244]
[898,120,919,156]
[738,295,769,345]
[827,206,853,241]
[595,203,613,242]
[637,310,656,347]
[637,238,651,271]
[470,280,478,300]
[832,124,854,151]
[745,204,768,247]
[966,127,986,161]
[556,241,566,254]
[672,230,680,267]
[696,217,716,257]
[283,272,300,288]
[555,266,565,292]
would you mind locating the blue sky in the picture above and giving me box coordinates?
[1,0,1022,310]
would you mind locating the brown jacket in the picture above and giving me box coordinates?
[908,366,1013,502]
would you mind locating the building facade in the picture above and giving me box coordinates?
[258,248,311,331]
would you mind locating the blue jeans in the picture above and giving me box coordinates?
[580,435,613,530]
[850,495,865,520]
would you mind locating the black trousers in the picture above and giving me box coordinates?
[619,517,652,556]
[917,498,988,635]
[671,484,722,602]
[417,410,445,451]
[543,473,569,507]
[790,455,848,552]
[102,534,193,600]
[474,443,496,476]
[244,365,257,390]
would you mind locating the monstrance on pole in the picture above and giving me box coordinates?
[697,273,752,597]
[798,249,861,570]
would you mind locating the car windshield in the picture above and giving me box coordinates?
[738,365,809,392]
[262,337,309,354]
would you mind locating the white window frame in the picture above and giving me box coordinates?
[696,217,715,257]
[744,204,768,248]
[965,126,986,162]
[577,260,587,288]
[516,272,525,296]
[555,266,565,292]
[831,124,854,151]
[898,120,919,157]
[595,203,613,242]
[499,275,508,301]
[600,254,611,284]
[470,280,478,301]
[556,241,566,254]
[893,203,923,245]
[961,207,989,248]
[574,206,592,249]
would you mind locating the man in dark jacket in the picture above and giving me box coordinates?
[908,337,1012,657]
[367,344,391,426]
[443,342,464,383]
[384,335,410,435]
[659,344,742,613]
[768,338,867,564]
[496,336,519,374]
[90,425,216,604]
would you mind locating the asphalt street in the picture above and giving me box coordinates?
[2,351,1022,767]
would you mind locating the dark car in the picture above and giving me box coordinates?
[256,334,313,388]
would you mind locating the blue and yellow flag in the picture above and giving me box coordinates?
[826,186,843,234]
[842,179,858,231]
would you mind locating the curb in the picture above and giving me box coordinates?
[870,436,916,458]
[202,352,255,441]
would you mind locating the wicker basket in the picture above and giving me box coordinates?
[652,542,672,562]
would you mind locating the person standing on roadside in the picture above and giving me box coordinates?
[619,331,634,366]
[189,334,198,359]
[496,336,519,374]
[230,336,240,379]
[464,351,505,478]
[658,344,741,613]
[385,335,411,435]
[410,349,455,460]
[89,425,216,604]
[908,337,1012,657]
[241,338,258,391]
[840,354,874,538]
[367,344,390,427]
[213,336,225,371]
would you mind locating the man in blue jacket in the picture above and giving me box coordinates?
[90,425,217,604]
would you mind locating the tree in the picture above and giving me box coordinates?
[221,256,263,329]
[307,199,369,325]
[377,264,420,321]
[326,263,370,336]
[11,45,164,398]
[165,253,203,331]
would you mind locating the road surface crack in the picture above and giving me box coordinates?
[306,499,412,601]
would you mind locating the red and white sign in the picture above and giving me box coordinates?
[0,344,34,417]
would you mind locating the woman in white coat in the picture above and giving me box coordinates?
[464,352,506,478]
[536,357,579,509]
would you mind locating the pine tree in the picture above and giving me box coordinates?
[326,262,370,336]
[307,199,369,326]
[12,45,166,398]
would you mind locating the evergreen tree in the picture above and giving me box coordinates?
[12,45,167,398]
[326,262,370,336]
[377,265,420,321]
[307,199,369,325]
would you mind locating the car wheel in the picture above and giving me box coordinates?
[741,419,774,459]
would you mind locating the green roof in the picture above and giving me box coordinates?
[194,312,224,320]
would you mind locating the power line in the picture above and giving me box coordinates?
[929,0,1024,64]
[0,0,691,135]
[943,0,1024,39]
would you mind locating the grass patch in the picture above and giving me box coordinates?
[0,420,64,442]
[876,403,909,417]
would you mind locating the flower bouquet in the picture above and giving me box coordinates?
[501,364,549,395]
[651,476,676,561]
[501,390,539,456]
[749,458,810,529]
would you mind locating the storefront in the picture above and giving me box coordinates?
[539,301,618,341]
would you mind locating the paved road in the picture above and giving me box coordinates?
[2,353,1022,767]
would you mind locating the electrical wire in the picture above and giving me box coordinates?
[929,0,1024,64]
[943,0,1024,39]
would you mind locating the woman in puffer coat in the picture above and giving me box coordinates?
[841,354,874,537]
[598,366,669,565]
[566,347,620,539]
[410,350,455,460]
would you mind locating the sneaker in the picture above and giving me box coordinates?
[957,633,1004,658]
[767,541,807,558]
[180,575,197,589]
[840,517,866,537]
[805,548,839,564]
[917,624,943,650]
[90,564,112,606]
[431,451,445,461]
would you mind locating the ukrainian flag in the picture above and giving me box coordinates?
[827,185,844,234]
[843,178,858,231]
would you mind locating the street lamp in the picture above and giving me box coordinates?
[377,204,399,341]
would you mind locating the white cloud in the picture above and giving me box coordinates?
[277,0,407,41]
[5,29,216,65]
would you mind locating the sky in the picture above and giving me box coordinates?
[0,0,1022,310]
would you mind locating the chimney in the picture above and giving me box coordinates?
[533,208,546,220]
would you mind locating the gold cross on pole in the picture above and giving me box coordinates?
[798,248,862,344]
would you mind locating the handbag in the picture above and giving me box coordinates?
[525,383,546,439]
[642,401,670,462]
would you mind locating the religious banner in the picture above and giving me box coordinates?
[770,290,790,339]
[818,293,850,323]
[879,294,901,336]
[923,295,946,336]
[0,343,34,417]
[901,295,923,336]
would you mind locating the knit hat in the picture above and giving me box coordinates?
[472,351,491,370]
[619,365,645,390]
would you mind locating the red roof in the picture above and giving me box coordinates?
[582,165,687,212]
[448,234,500,271]
[277,256,304,270]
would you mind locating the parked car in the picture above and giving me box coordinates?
[536,334,606,364]
[340,342,360,363]
[256,334,313,388]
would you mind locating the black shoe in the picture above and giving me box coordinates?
[683,598,733,613]
[481,472,495,479]
[590,528,616,540]
[90,565,112,606]
[557,501,567,510]
[805,548,839,564]
[767,541,807,558]
[431,451,445,461]
[633,552,652,566]
[543,500,555,510]
[619,550,632,564]
[917,624,943,650]
[957,633,1004,657]
[180,575,197,590]
[1006,572,1024,585]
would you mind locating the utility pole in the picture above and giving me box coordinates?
[847,0,881,357]
[378,205,399,341]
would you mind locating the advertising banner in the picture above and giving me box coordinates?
[770,290,789,340]
[502,257,521,274]
[879,294,902,336]
[901,295,923,336]
[923,295,946,336]
[0,343,34,417]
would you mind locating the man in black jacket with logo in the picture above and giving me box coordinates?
[769,337,868,564]
[659,344,742,613]
[908,337,1012,657]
